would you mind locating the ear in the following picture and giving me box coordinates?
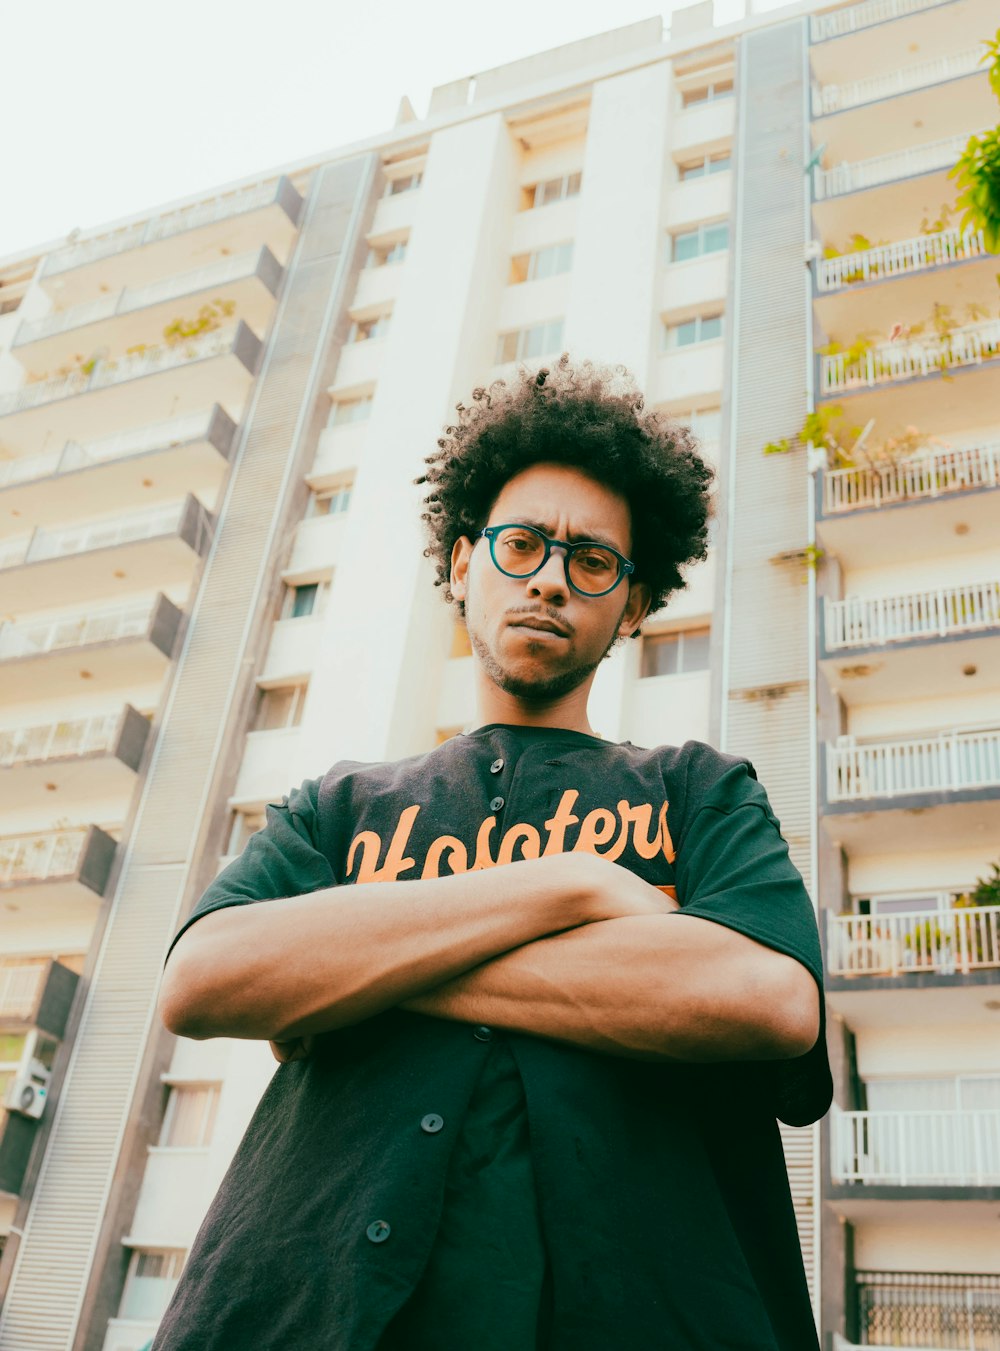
[450,535,474,601]
[618,580,652,639]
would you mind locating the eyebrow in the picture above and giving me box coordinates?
[514,517,626,554]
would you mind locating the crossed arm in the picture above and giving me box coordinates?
[158,848,819,1064]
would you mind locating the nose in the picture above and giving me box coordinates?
[526,546,570,604]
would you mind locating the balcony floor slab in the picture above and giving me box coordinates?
[820,630,1000,706]
[817,353,1000,441]
[0,630,172,705]
[823,1192,1000,1225]
[0,749,139,818]
[824,971,1000,1031]
[817,481,999,572]
[822,792,1000,855]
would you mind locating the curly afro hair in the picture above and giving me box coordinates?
[416,355,715,633]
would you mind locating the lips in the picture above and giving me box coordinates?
[510,617,571,638]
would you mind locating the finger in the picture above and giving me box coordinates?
[268,1037,313,1063]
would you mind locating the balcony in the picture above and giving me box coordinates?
[815,132,970,201]
[0,496,212,613]
[0,826,117,920]
[833,1106,1000,1187]
[822,321,1000,394]
[650,340,725,405]
[0,594,181,704]
[822,728,1000,854]
[14,248,282,371]
[837,1270,1000,1351]
[0,407,235,527]
[0,706,150,815]
[813,47,985,116]
[810,0,951,43]
[816,228,988,295]
[817,441,1000,568]
[0,323,261,455]
[38,176,302,308]
[0,958,78,1034]
[231,728,300,806]
[827,904,1000,978]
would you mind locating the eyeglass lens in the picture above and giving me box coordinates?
[492,526,620,594]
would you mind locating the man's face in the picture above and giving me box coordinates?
[450,462,651,703]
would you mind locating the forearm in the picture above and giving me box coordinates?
[402,914,819,1062]
[159,853,599,1043]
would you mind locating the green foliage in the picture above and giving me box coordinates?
[969,860,1000,908]
[919,202,955,235]
[981,28,1000,102]
[950,126,1000,252]
[163,298,236,346]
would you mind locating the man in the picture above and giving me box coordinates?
[154,357,832,1350]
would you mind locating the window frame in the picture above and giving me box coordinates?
[495,317,565,365]
[252,682,310,733]
[639,625,712,679]
[678,152,732,181]
[119,1249,187,1323]
[668,220,730,264]
[662,311,725,348]
[158,1082,221,1150]
[523,171,582,211]
[680,78,734,109]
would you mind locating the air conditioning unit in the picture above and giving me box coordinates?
[3,1059,51,1120]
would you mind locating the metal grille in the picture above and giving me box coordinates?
[857,1271,1000,1349]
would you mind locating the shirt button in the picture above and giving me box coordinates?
[490,796,505,812]
[473,1025,493,1042]
[420,1113,444,1134]
[490,758,505,774]
[366,1220,391,1243]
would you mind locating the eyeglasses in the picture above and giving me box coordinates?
[477,523,635,598]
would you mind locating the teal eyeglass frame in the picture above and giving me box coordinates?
[477,523,635,598]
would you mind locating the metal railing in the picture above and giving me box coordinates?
[834,1107,1000,1184]
[822,440,1000,512]
[15,252,262,348]
[827,905,1000,976]
[814,132,971,199]
[826,579,1000,648]
[0,500,185,570]
[855,1269,1000,1350]
[821,320,1000,394]
[0,712,120,768]
[0,830,88,885]
[0,599,153,662]
[827,728,1000,801]
[811,0,952,42]
[812,47,983,114]
[0,328,238,418]
[816,227,987,292]
[40,180,279,278]
[0,961,48,1019]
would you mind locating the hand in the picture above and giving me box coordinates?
[268,1034,315,1063]
[550,851,681,924]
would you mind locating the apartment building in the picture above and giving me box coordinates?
[0,0,995,1346]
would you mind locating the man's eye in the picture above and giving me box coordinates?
[577,551,613,571]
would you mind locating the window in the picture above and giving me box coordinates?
[385,173,422,196]
[329,396,372,426]
[119,1250,187,1322]
[159,1084,220,1148]
[640,627,711,678]
[366,238,407,268]
[678,152,731,180]
[226,809,265,856]
[669,221,729,263]
[348,314,391,343]
[681,79,734,108]
[523,172,582,210]
[509,242,574,285]
[253,682,309,732]
[663,313,724,348]
[282,579,330,620]
[495,318,564,364]
[306,484,352,518]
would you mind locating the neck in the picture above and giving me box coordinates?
[471,666,598,736]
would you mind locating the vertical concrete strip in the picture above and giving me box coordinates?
[0,159,374,1350]
[712,19,823,1313]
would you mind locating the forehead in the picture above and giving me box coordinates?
[488,462,632,548]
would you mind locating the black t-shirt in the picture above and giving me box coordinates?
[153,725,832,1351]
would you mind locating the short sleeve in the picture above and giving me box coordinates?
[164,779,334,967]
[674,760,833,1126]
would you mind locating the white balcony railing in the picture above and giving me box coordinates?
[821,320,1000,394]
[0,411,213,490]
[814,132,971,200]
[40,181,279,278]
[822,440,1000,512]
[811,0,951,43]
[0,712,120,769]
[812,47,984,115]
[0,830,88,886]
[826,579,1000,649]
[816,227,987,292]
[833,1107,1000,1185]
[16,252,263,348]
[0,961,48,1019]
[0,500,186,571]
[0,599,154,662]
[827,728,1000,801]
[0,328,238,419]
[827,904,1000,975]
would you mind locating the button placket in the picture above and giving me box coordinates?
[420,1113,444,1134]
[366,1220,391,1243]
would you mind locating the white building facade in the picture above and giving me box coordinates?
[0,0,996,1346]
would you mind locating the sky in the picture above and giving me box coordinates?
[2,0,782,262]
